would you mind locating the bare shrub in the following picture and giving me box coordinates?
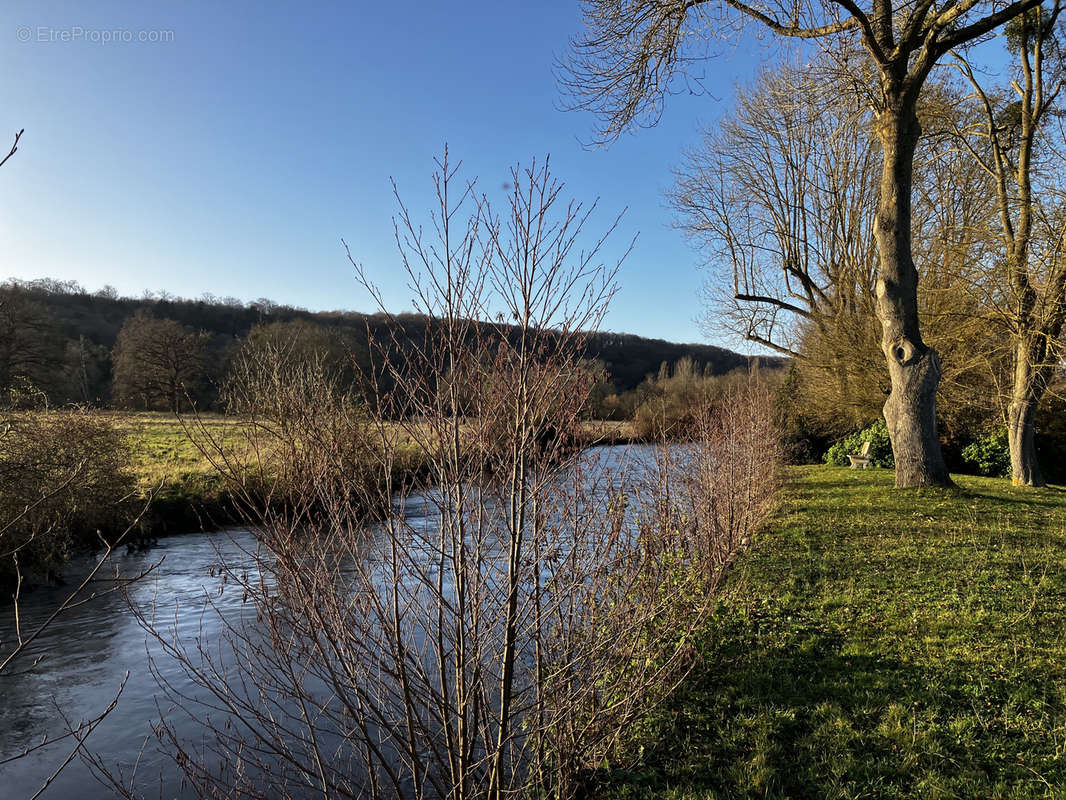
[113,153,782,800]
[680,375,783,579]
[631,359,761,441]
[216,333,380,519]
[0,408,137,591]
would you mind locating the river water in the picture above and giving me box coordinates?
[0,444,664,799]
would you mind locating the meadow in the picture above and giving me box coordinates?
[109,410,637,504]
[104,411,242,489]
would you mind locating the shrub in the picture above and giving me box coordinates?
[632,361,761,440]
[1035,391,1066,483]
[213,339,379,518]
[960,428,1011,478]
[824,419,894,468]
[0,409,135,590]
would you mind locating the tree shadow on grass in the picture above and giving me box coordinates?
[796,473,1066,520]
[954,488,1066,511]
[588,614,1065,799]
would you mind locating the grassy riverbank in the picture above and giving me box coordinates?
[599,466,1066,798]
[108,411,243,489]
[113,412,640,533]
[115,414,639,485]
[101,412,244,535]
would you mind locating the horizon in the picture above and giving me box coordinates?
[2,272,770,350]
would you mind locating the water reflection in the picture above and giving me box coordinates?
[0,444,662,799]
[0,533,262,799]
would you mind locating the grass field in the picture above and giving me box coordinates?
[600,466,1066,799]
[103,411,245,491]
[109,412,638,493]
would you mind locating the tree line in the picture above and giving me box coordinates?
[0,277,775,413]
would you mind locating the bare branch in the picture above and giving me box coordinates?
[0,128,23,169]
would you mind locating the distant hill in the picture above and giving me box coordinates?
[0,278,784,408]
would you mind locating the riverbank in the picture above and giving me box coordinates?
[596,466,1066,798]
[104,412,240,537]
[114,412,641,537]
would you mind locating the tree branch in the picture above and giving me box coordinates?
[735,292,813,317]
[934,0,1045,55]
[722,0,860,38]
[743,330,801,357]
[831,0,889,64]
[0,129,23,169]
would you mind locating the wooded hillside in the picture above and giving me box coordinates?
[0,278,780,409]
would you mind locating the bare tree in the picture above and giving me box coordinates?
[112,310,210,412]
[561,0,1048,487]
[671,58,885,426]
[950,3,1066,485]
[673,59,880,360]
[229,318,370,409]
[108,153,784,800]
[672,56,1006,439]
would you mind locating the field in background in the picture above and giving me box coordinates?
[108,411,639,494]
[103,411,243,490]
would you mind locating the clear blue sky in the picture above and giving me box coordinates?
[0,1,778,346]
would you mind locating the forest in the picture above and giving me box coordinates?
[0,276,772,413]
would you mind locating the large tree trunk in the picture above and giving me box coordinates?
[873,101,952,488]
[1008,395,1042,486]
[1008,339,1048,487]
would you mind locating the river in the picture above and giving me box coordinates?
[0,444,665,799]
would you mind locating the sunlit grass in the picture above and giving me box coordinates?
[107,411,637,497]
[101,410,244,491]
[597,466,1066,799]
[108,412,635,487]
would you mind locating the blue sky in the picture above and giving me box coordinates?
[0,1,781,345]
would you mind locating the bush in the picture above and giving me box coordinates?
[1036,392,1066,483]
[0,409,135,591]
[632,361,761,440]
[960,428,1011,478]
[773,366,833,465]
[214,339,380,518]
[824,419,894,469]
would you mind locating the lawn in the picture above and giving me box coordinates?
[600,466,1066,799]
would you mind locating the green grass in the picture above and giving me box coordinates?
[598,466,1066,799]
[108,412,636,494]
[102,411,244,492]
